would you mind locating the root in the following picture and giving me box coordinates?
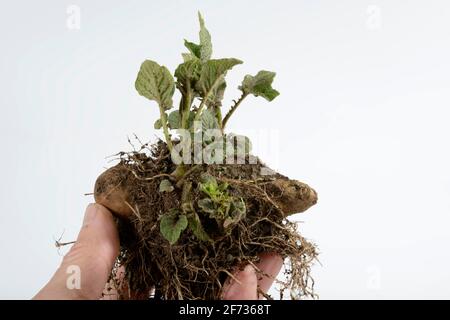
[95,141,318,300]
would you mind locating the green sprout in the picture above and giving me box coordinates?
[135,12,279,152]
[135,13,279,245]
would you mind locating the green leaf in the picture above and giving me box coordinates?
[218,181,229,192]
[188,211,212,242]
[207,81,227,108]
[198,12,212,62]
[135,60,175,110]
[184,39,202,59]
[199,174,219,199]
[159,179,174,192]
[160,210,188,245]
[168,110,181,129]
[223,198,246,229]
[240,70,280,101]
[154,118,163,129]
[196,59,243,102]
[201,108,219,130]
[187,110,196,128]
[197,198,216,214]
[175,59,202,88]
[199,174,228,201]
[182,13,212,62]
[200,173,217,185]
[182,53,196,62]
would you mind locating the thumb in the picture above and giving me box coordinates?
[33,204,120,300]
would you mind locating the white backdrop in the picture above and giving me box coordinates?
[1,0,449,299]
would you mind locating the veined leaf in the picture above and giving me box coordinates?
[182,53,196,62]
[196,59,242,101]
[201,108,219,130]
[207,81,227,108]
[223,198,246,229]
[197,198,216,214]
[154,118,163,129]
[175,59,202,88]
[188,211,212,242]
[198,12,212,62]
[240,70,279,101]
[184,39,202,59]
[135,60,175,110]
[200,173,217,186]
[168,110,181,129]
[160,210,188,245]
[182,12,212,62]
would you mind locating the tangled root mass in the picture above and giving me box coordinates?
[95,141,318,300]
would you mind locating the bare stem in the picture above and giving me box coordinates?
[222,92,248,129]
[215,106,223,128]
[159,107,173,151]
[181,82,192,129]
[194,75,225,123]
[175,164,201,188]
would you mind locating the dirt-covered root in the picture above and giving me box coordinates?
[93,143,318,300]
[107,212,318,300]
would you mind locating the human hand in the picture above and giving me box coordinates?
[33,204,119,299]
[221,252,283,300]
[33,204,283,300]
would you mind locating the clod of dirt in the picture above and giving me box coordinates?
[94,141,318,300]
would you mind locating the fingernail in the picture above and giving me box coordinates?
[241,264,256,276]
[257,253,283,277]
[255,253,284,295]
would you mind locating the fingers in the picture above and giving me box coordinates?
[100,266,125,300]
[223,253,284,300]
[34,204,283,300]
[33,204,120,300]
[254,252,284,297]
[223,265,258,300]
[104,254,283,300]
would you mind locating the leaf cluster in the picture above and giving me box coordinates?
[135,12,279,151]
[135,13,279,244]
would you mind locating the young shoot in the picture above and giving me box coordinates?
[134,12,280,157]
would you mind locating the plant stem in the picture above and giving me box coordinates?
[181,83,192,129]
[193,99,206,123]
[215,106,223,128]
[222,92,248,129]
[159,107,173,151]
[171,164,186,179]
[176,164,201,188]
[194,75,225,123]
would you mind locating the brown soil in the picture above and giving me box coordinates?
[94,141,318,300]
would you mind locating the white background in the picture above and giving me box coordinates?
[1,0,449,299]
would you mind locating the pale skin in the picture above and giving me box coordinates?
[33,203,283,300]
